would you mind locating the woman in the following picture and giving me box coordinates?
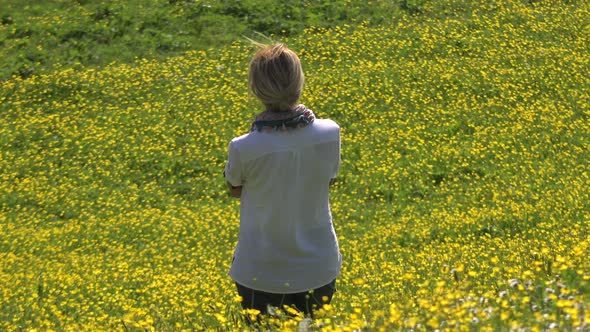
[224,43,342,318]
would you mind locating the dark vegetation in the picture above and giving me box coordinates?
[2,0,551,80]
[0,0,413,80]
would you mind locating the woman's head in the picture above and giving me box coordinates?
[248,43,304,112]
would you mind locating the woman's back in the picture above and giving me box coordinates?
[226,118,341,293]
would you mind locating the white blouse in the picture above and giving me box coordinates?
[225,119,342,293]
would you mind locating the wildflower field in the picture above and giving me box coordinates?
[1,0,589,330]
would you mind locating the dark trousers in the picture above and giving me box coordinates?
[235,279,336,318]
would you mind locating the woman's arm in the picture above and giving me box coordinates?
[226,181,243,198]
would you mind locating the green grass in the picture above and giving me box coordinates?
[1,0,589,330]
[0,0,415,80]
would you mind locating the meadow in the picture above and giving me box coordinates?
[1,0,400,80]
[1,0,589,331]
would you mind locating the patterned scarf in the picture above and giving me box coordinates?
[251,104,315,133]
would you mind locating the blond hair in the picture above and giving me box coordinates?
[248,43,304,112]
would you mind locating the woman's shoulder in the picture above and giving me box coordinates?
[302,118,339,144]
[229,132,250,145]
[314,117,339,126]
[312,118,340,133]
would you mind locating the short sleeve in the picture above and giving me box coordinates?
[332,127,341,178]
[224,140,242,186]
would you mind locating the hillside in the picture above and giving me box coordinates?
[1,0,589,330]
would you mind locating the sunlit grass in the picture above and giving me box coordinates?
[1,0,589,330]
